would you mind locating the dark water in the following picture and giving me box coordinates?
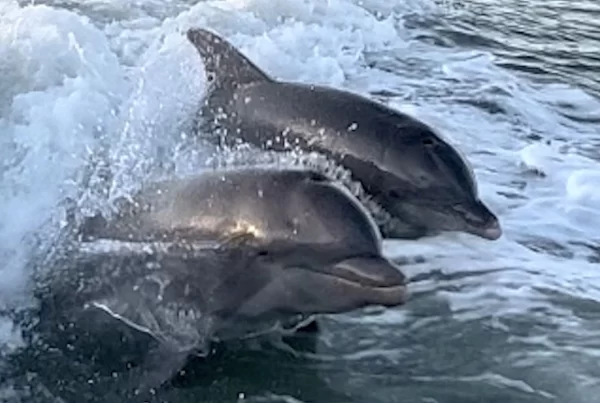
[417,0,600,99]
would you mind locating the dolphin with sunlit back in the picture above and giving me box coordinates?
[37,167,407,398]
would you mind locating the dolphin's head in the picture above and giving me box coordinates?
[384,193,502,241]
[231,244,409,320]
[353,118,502,241]
[308,254,409,311]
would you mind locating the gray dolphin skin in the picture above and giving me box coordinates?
[39,167,407,397]
[185,27,503,241]
[80,168,383,254]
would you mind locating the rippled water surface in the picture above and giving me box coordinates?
[1,0,600,402]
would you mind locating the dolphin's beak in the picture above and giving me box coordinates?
[326,255,409,306]
[468,216,502,240]
[233,253,409,318]
[481,220,503,240]
[459,200,503,241]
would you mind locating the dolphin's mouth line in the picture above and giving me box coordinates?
[300,268,409,307]
[391,197,503,241]
[294,262,407,290]
[465,221,503,240]
[308,270,408,299]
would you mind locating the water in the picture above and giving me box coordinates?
[1,0,599,401]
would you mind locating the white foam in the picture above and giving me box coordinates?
[566,169,600,207]
[0,2,127,328]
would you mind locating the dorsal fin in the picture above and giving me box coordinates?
[186,28,272,89]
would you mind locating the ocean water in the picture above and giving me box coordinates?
[1,0,600,402]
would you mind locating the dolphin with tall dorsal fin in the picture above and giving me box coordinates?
[185,27,502,241]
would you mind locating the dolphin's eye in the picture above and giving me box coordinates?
[422,137,435,147]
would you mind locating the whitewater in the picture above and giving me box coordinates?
[1,0,599,402]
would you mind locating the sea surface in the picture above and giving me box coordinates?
[1,0,600,402]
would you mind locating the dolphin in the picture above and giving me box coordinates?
[185,27,503,241]
[36,168,407,398]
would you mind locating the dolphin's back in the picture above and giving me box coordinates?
[80,169,382,254]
